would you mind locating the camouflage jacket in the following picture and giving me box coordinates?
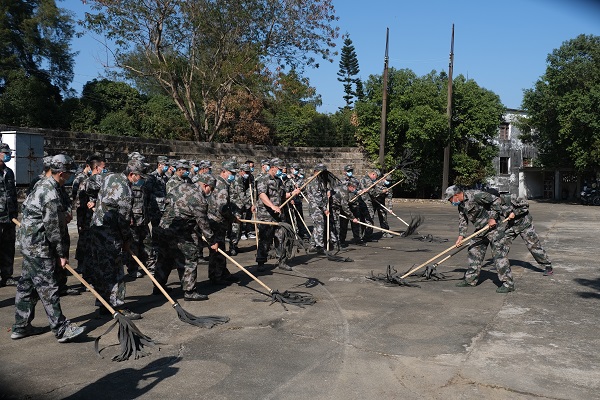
[91,172,133,242]
[500,194,532,229]
[457,190,502,236]
[358,176,375,206]
[230,174,249,210]
[19,176,68,258]
[306,175,328,212]
[288,175,305,203]
[159,182,213,243]
[130,182,148,226]
[147,169,167,219]
[166,174,191,195]
[256,173,284,221]
[208,176,235,224]
[331,185,355,218]
[71,172,88,205]
[77,174,103,230]
[0,165,18,223]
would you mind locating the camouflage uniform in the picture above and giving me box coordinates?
[166,167,192,194]
[154,181,214,294]
[125,178,150,276]
[330,184,356,248]
[287,174,310,239]
[456,189,514,289]
[89,172,134,308]
[146,165,168,272]
[13,164,74,338]
[54,181,73,293]
[207,173,237,282]
[0,155,18,285]
[255,172,288,266]
[228,172,248,251]
[371,180,391,233]
[500,194,552,271]
[306,172,329,249]
[357,175,376,240]
[75,173,103,278]
[337,181,362,244]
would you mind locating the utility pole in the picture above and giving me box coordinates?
[441,24,454,197]
[378,28,389,170]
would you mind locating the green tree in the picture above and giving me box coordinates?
[0,0,75,93]
[337,35,362,108]
[521,34,600,171]
[355,68,503,196]
[83,0,339,142]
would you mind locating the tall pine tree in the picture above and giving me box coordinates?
[337,36,362,109]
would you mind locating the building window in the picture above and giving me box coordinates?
[499,123,509,140]
[500,157,509,174]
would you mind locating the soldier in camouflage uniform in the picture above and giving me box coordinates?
[0,143,18,287]
[125,152,150,279]
[339,178,362,246]
[166,160,191,194]
[154,174,216,301]
[145,155,169,273]
[88,160,147,319]
[206,160,241,284]
[357,169,377,241]
[255,158,300,271]
[305,164,330,253]
[228,163,251,255]
[75,155,105,278]
[500,194,553,276]
[286,163,310,240]
[371,171,393,238]
[446,185,515,293]
[27,155,52,196]
[330,180,360,252]
[11,154,85,342]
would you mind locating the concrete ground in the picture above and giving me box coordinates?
[0,200,598,400]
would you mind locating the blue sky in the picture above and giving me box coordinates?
[68,0,600,114]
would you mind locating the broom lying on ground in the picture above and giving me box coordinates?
[203,236,315,310]
[128,250,229,328]
[12,217,155,362]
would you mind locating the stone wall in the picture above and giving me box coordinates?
[0,125,373,176]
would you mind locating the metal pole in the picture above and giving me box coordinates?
[442,24,454,197]
[378,28,389,169]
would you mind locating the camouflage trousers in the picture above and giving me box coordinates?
[308,206,326,248]
[154,228,199,292]
[504,222,552,268]
[208,224,233,282]
[290,201,310,239]
[464,229,514,289]
[13,255,69,337]
[328,208,341,246]
[256,221,286,265]
[0,222,16,280]
[373,199,390,230]
[340,205,361,243]
[126,224,150,274]
[357,198,374,240]
[75,227,91,277]
[88,226,126,308]
[146,217,162,273]
[229,221,241,247]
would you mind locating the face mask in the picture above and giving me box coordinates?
[243,173,249,179]
[182,171,190,178]
[265,165,270,172]
[275,169,282,178]
[384,180,390,185]
[250,167,254,172]
[162,165,168,172]
[299,174,304,179]
[346,171,353,177]
[87,169,92,176]
[134,178,145,187]
[2,154,11,163]
[194,166,199,173]
[293,170,299,175]
[102,168,108,174]
[451,201,461,206]
[227,174,235,182]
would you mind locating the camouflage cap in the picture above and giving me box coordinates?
[42,155,53,168]
[260,159,270,166]
[291,163,301,170]
[157,156,168,164]
[168,158,178,166]
[270,158,284,167]
[222,160,239,172]
[444,185,462,201]
[175,160,190,170]
[314,163,327,171]
[347,177,360,187]
[0,143,13,153]
[373,168,381,177]
[127,159,149,178]
[50,154,78,174]
[344,165,354,172]
[199,160,211,169]
[192,173,216,188]
[128,151,145,161]
[240,163,252,172]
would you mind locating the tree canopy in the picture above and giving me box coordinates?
[337,35,362,108]
[355,68,504,196]
[83,0,339,142]
[521,34,600,171]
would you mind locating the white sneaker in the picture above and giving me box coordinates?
[240,234,248,241]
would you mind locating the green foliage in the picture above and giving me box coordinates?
[355,68,503,195]
[84,0,339,142]
[337,35,362,108]
[522,34,600,171]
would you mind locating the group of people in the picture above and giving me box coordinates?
[0,140,553,343]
